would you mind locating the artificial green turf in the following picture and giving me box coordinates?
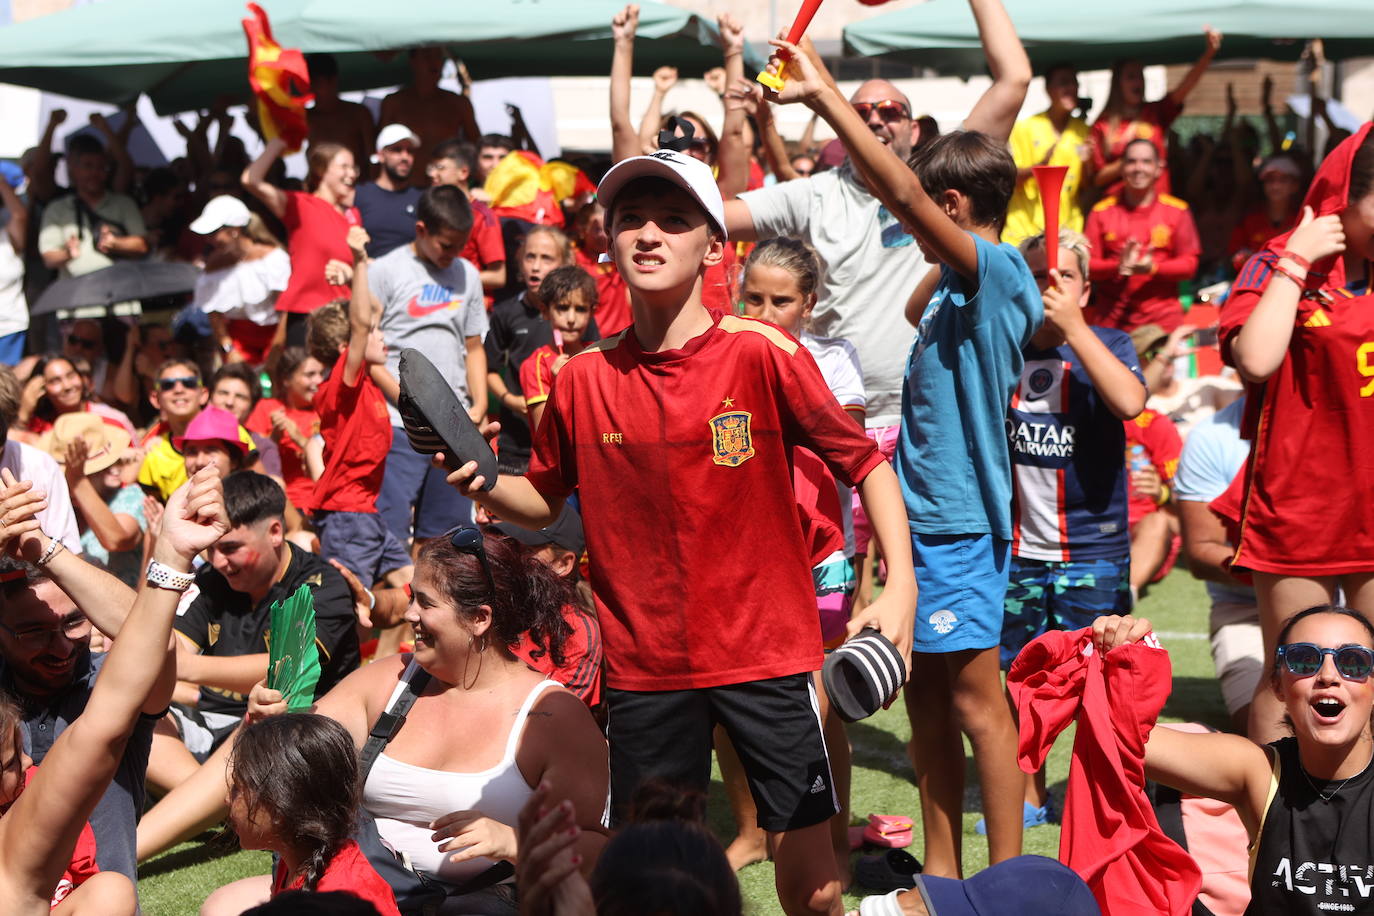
[136,569,1221,915]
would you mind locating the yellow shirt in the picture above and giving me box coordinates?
[1002,111,1091,248]
[137,437,186,501]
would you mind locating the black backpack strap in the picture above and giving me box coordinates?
[359,658,433,783]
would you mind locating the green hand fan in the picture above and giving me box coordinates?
[267,583,321,712]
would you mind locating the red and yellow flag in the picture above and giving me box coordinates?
[485,150,596,228]
[242,3,313,153]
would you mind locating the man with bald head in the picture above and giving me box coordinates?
[725,0,1031,575]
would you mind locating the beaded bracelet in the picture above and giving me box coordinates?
[35,538,64,568]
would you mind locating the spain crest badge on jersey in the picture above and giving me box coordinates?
[709,410,755,467]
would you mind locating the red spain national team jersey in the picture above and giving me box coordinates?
[1085,193,1200,332]
[1221,123,1374,576]
[526,312,884,691]
[310,351,393,513]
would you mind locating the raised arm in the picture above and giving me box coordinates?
[1166,28,1223,108]
[959,0,1033,142]
[609,4,643,164]
[27,109,66,205]
[765,41,979,280]
[713,15,751,200]
[0,179,26,254]
[90,111,135,195]
[637,66,678,156]
[241,136,290,220]
[344,226,373,386]
[0,470,226,906]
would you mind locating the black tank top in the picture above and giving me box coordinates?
[1248,737,1374,914]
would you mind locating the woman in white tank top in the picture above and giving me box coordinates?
[224,529,609,916]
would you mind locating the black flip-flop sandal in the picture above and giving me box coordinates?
[854,849,923,893]
[397,348,498,490]
[823,628,905,722]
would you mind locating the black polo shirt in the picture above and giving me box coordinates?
[174,542,360,717]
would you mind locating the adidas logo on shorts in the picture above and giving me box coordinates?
[810,775,827,795]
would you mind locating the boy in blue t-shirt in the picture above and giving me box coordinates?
[765,37,1040,879]
[995,229,1146,828]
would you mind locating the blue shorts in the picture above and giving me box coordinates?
[377,429,474,543]
[0,331,25,366]
[999,554,1131,669]
[912,533,1010,653]
[317,510,413,584]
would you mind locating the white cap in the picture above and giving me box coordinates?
[596,149,728,240]
[375,124,421,153]
[189,195,251,235]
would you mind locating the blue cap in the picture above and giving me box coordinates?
[917,856,1098,916]
[0,161,23,189]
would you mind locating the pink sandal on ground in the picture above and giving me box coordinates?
[861,814,914,849]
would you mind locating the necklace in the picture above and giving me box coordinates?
[1302,765,1355,802]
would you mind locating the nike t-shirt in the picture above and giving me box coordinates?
[369,245,489,427]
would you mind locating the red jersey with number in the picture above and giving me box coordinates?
[310,351,393,512]
[1091,98,1182,197]
[1124,408,1181,527]
[276,191,361,315]
[1221,124,1374,575]
[1085,193,1200,332]
[271,839,401,916]
[526,312,884,690]
[247,397,320,510]
[574,246,631,336]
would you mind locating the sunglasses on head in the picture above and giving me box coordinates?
[158,375,200,392]
[1277,643,1374,681]
[446,525,497,600]
[66,334,99,349]
[853,100,910,122]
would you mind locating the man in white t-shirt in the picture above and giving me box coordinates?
[725,0,1031,562]
[368,184,488,544]
[0,366,80,550]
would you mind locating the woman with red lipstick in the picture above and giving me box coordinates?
[1095,607,1374,916]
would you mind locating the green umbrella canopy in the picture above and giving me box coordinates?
[844,0,1373,77]
[0,0,757,114]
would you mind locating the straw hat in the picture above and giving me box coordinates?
[39,412,132,476]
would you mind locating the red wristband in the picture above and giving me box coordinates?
[1272,264,1307,287]
[1278,250,1312,271]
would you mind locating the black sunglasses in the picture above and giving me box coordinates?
[446,525,497,600]
[853,99,910,122]
[158,375,201,392]
[66,334,99,349]
[1277,643,1374,681]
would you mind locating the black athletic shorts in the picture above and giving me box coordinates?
[604,672,836,833]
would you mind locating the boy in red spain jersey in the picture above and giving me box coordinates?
[1084,139,1200,332]
[441,149,916,916]
[1222,124,1374,742]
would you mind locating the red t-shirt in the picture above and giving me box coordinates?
[1084,193,1200,332]
[1226,206,1297,270]
[1091,98,1183,197]
[310,351,393,513]
[276,191,360,315]
[511,603,604,707]
[519,343,563,410]
[271,839,402,916]
[574,246,631,336]
[526,312,884,691]
[463,200,506,309]
[1124,408,1181,527]
[1009,628,1201,916]
[246,397,320,510]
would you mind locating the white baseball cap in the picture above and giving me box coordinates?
[375,124,421,154]
[189,195,252,235]
[596,149,728,240]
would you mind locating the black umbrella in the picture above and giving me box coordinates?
[32,261,199,316]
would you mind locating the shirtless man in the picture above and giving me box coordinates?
[379,47,481,188]
[305,53,375,172]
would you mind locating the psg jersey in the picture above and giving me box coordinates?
[1008,327,1143,561]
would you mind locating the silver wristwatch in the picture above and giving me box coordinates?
[146,560,195,592]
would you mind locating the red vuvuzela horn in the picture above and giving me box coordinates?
[757,0,825,91]
[1032,165,1069,274]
